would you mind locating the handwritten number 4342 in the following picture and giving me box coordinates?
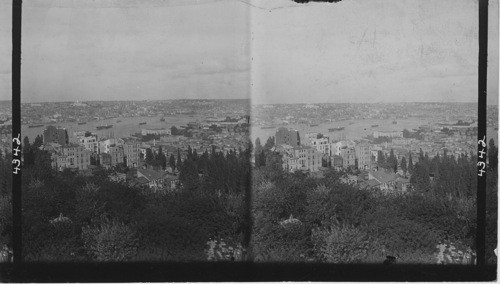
[478,136,486,176]
[12,134,21,174]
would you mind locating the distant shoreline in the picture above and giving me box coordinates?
[18,100,489,105]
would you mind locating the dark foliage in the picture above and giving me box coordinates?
[21,143,250,262]
[252,152,482,264]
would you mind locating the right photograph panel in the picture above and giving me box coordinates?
[249,0,497,264]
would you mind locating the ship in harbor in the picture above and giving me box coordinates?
[139,122,147,125]
[328,127,345,132]
[28,124,44,128]
[160,117,165,122]
[392,120,397,124]
[96,125,113,130]
[78,122,87,125]
[371,124,379,128]
[260,126,276,129]
[310,124,319,127]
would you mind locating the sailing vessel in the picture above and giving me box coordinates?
[328,127,345,132]
[96,124,113,130]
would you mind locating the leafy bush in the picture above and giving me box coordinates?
[206,237,245,261]
[304,185,336,226]
[0,195,12,246]
[23,217,83,261]
[133,191,240,261]
[311,222,372,263]
[73,183,106,226]
[81,219,138,261]
[486,170,498,264]
[251,216,310,262]
[435,240,476,265]
[361,204,441,255]
[397,194,475,245]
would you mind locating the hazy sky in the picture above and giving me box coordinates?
[21,0,250,102]
[0,2,11,101]
[252,0,498,105]
[0,0,498,104]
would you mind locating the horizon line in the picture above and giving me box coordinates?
[13,99,494,105]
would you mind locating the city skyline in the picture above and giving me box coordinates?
[18,99,487,105]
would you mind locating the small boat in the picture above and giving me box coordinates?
[160,118,165,122]
[96,125,113,130]
[260,126,276,129]
[328,127,345,132]
[78,122,87,125]
[392,120,397,124]
[371,124,379,128]
[28,124,44,128]
[310,124,319,127]
[139,122,147,125]
[116,120,122,123]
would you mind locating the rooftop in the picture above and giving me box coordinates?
[137,168,168,181]
[369,170,399,184]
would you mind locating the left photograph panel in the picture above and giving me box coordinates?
[21,0,251,262]
[0,2,13,264]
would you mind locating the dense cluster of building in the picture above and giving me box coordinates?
[34,116,250,192]
[271,127,378,172]
[42,127,142,171]
[39,126,180,191]
[265,123,478,195]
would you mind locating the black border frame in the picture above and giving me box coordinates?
[2,0,495,281]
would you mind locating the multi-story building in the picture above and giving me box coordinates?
[122,138,141,168]
[275,127,300,147]
[99,153,113,168]
[329,140,355,156]
[329,141,343,156]
[51,153,70,171]
[77,134,99,153]
[282,155,301,172]
[279,145,322,172]
[99,145,124,168]
[50,143,91,171]
[340,147,356,169]
[43,126,69,146]
[304,133,330,154]
[107,144,124,167]
[100,138,124,154]
[331,155,343,170]
[355,144,372,170]
[297,146,322,172]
